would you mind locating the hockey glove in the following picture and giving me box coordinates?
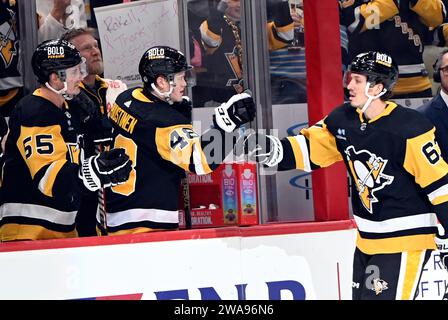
[71,90,100,126]
[79,148,132,192]
[213,91,256,133]
[72,91,113,147]
[92,116,113,147]
[235,131,283,167]
[435,233,448,270]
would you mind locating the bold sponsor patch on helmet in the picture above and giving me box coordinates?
[46,46,65,59]
[147,47,165,60]
[375,52,392,68]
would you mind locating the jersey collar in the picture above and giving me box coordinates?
[356,101,398,123]
[131,88,153,103]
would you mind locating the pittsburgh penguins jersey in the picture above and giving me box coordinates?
[0,0,23,116]
[340,0,445,96]
[197,2,293,104]
[0,90,84,241]
[279,101,448,254]
[0,0,21,86]
[104,88,220,235]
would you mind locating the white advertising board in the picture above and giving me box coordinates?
[0,225,355,300]
[0,223,445,299]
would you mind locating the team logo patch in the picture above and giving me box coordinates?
[345,146,394,213]
[372,278,388,295]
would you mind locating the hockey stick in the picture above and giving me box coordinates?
[181,174,192,229]
[182,96,193,229]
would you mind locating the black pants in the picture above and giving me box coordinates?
[352,247,432,300]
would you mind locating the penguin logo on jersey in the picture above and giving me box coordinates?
[0,8,18,68]
[372,278,388,295]
[345,146,394,213]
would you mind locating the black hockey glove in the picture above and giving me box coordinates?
[93,116,113,147]
[234,130,283,167]
[71,90,100,126]
[435,233,448,270]
[71,90,113,147]
[213,91,256,133]
[79,148,132,192]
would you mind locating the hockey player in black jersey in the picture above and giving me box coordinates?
[62,28,128,237]
[104,45,256,235]
[0,39,132,241]
[242,51,448,299]
[194,0,294,107]
[339,0,446,98]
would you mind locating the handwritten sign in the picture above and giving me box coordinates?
[95,0,180,88]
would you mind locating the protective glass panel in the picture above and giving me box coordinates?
[189,0,245,108]
[269,0,307,105]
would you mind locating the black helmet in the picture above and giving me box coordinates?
[32,39,83,84]
[139,46,193,85]
[348,51,399,92]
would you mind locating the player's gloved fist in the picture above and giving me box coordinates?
[435,233,448,270]
[71,90,99,126]
[213,91,256,133]
[79,148,132,191]
[92,116,113,147]
[234,130,283,167]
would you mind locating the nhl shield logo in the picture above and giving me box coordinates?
[345,146,394,213]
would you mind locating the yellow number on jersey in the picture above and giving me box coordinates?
[111,134,137,196]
